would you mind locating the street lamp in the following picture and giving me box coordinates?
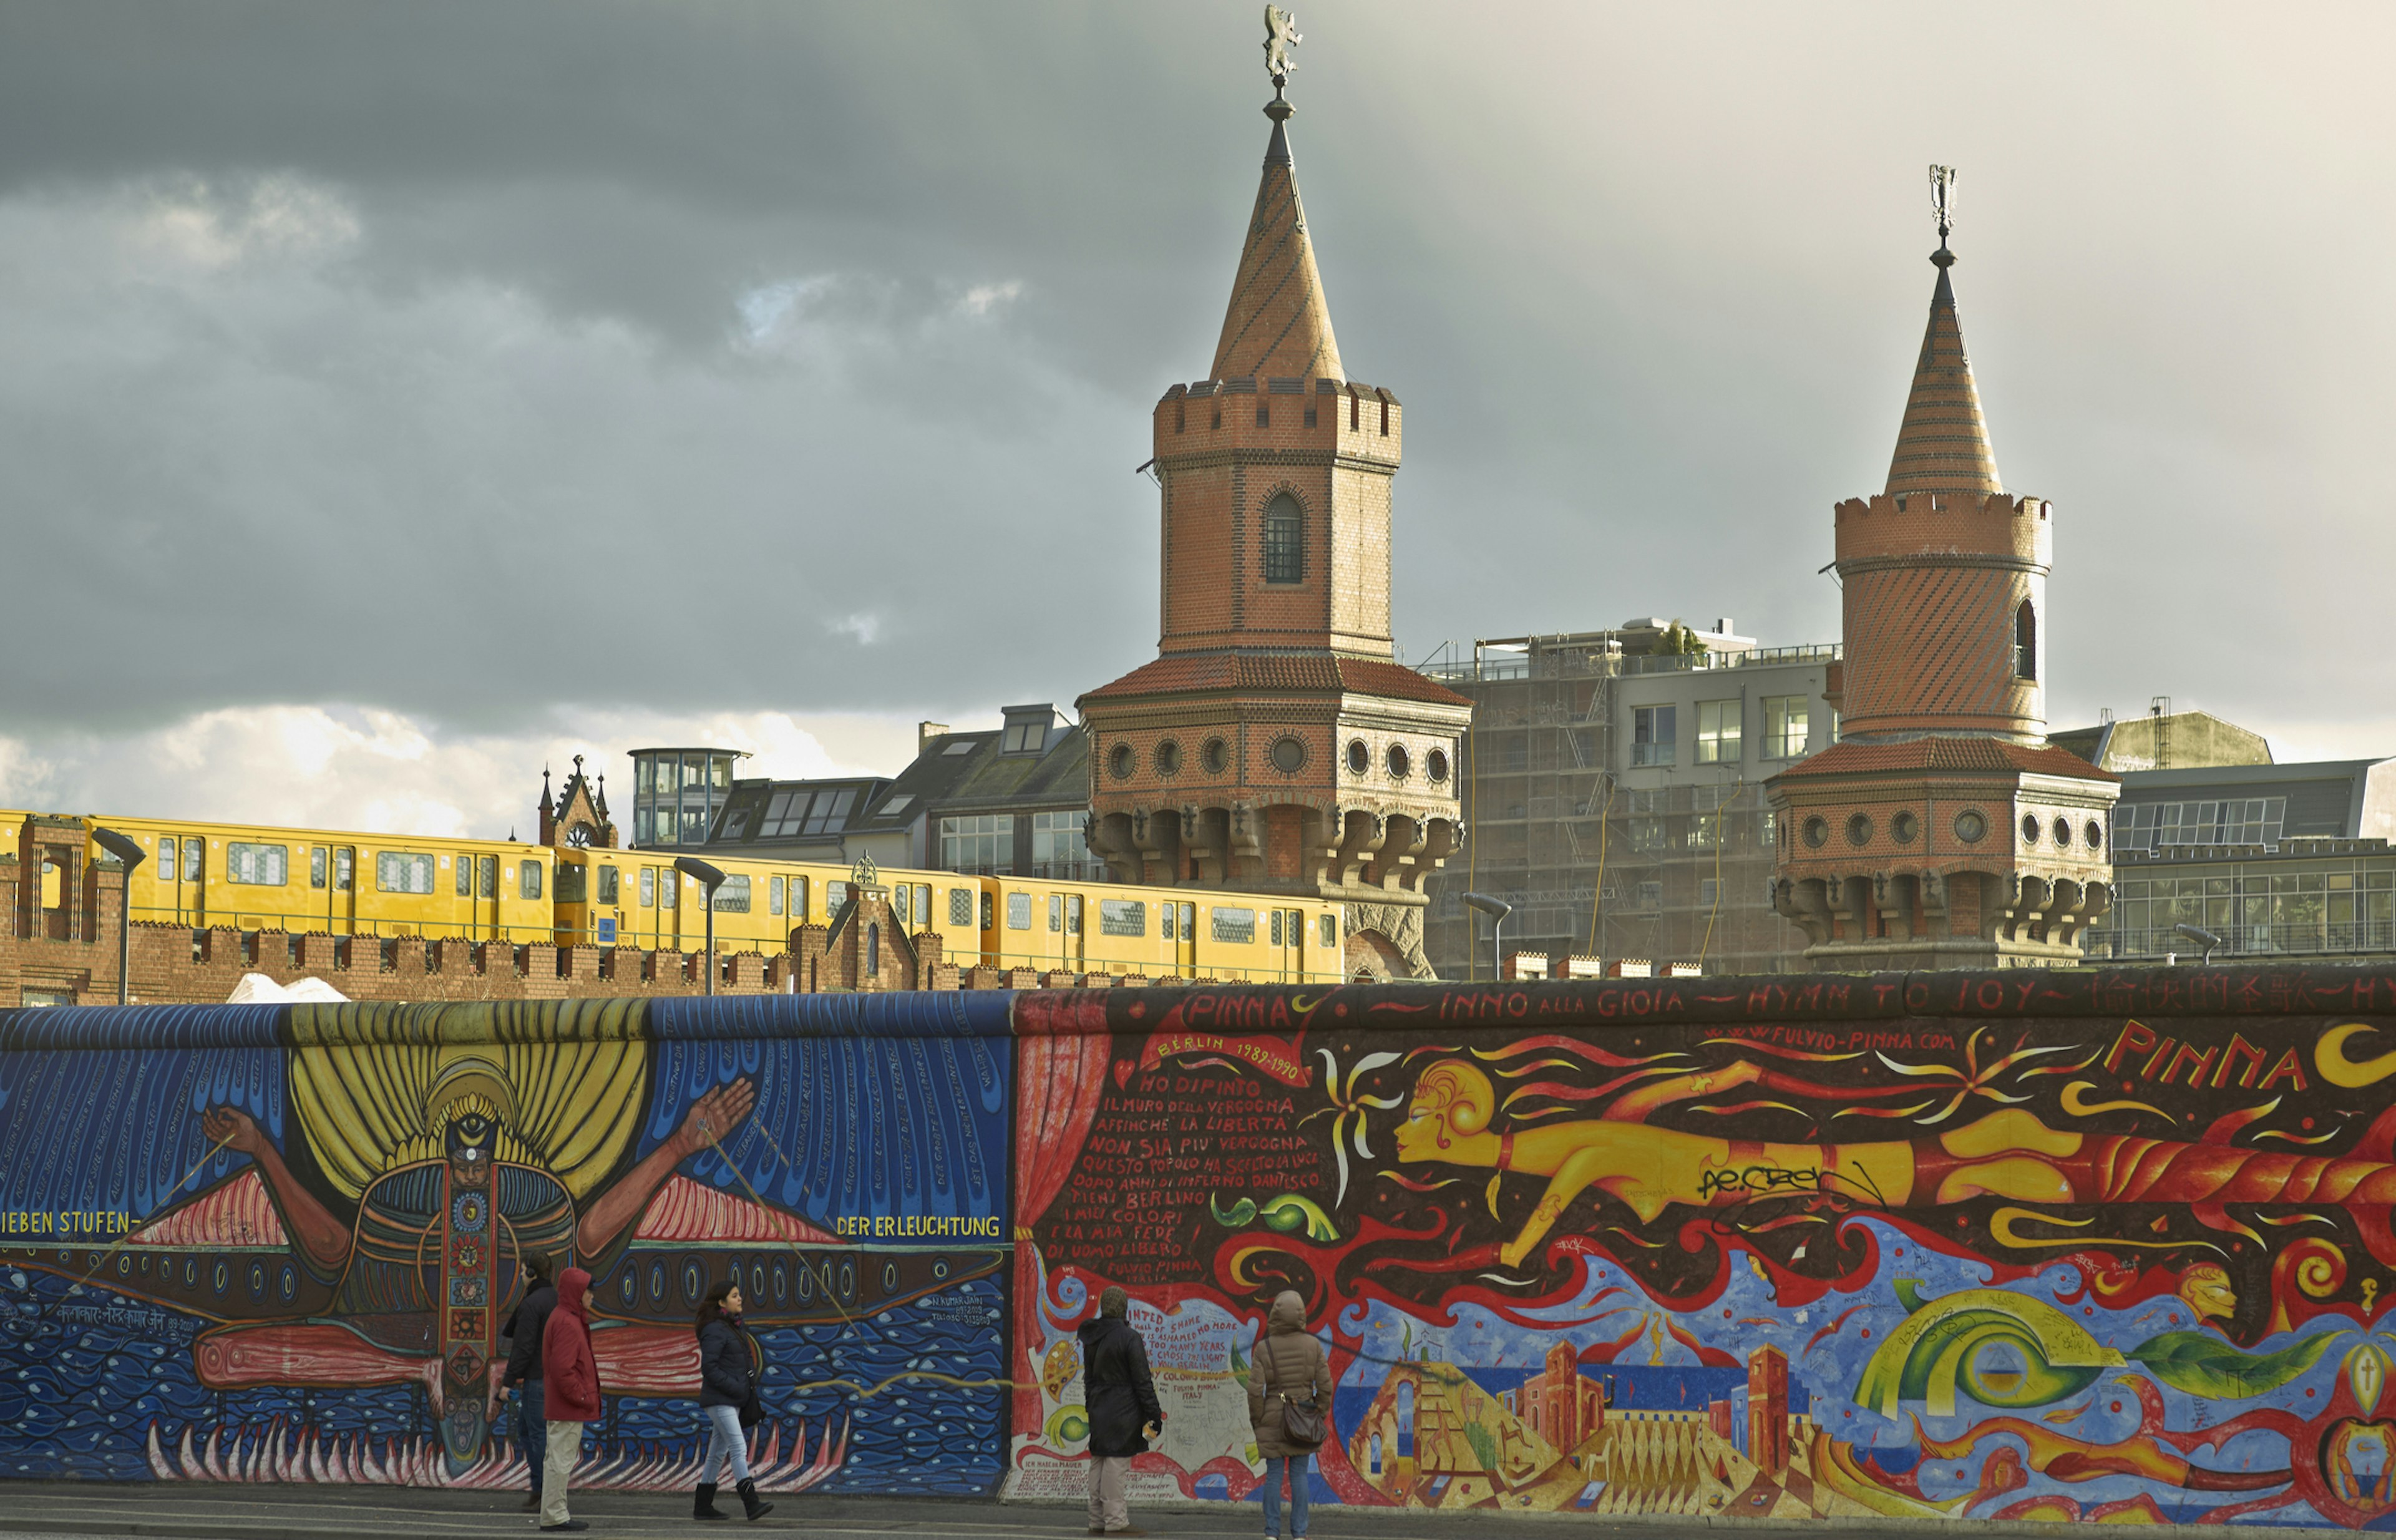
[674,856,727,996]
[2172,922,2223,966]
[90,827,147,1006]
[1462,892,1512,983]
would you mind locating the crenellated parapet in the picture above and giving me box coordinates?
[1832,491,2052,568]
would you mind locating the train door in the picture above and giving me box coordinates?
[328,845,356,933]
[1269,906,1305,980]
[657,863,681,949]
[159,833,205,925]
[1064,892,1084,972]
[1176,901,1196,976]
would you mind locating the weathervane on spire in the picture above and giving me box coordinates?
[1928,164,1957,248]
[1264,6,1302,93]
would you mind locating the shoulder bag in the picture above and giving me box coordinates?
[1265,1337,1326,1450]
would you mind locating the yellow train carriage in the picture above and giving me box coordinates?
[972,872,1342,983]
[88,816,556,943]
[557,850,985,966]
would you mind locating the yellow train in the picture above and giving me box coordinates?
[33,813,1345,983]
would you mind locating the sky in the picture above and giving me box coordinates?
[2,2,2390,838]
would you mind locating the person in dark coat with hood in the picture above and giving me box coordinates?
[1246,1290,1332,1539]
[1077,1285,1164,1537]
[497,1253,558,1514]
[538,1265,601,1533]
[692,1280,774,1522]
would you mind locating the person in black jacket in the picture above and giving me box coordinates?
[495,1254,557,1514]
[1077,1285,1164,1538]
[693,1282,774,1523]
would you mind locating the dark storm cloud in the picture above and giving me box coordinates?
[2,2,2391,749]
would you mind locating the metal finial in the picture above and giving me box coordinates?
[1264,6,1302,92]
[1928,165,1957,248]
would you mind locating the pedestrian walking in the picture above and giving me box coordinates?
[1078,1285,1164,1538]
[497,1253,559,1514]
[692,1280,775,1523]
[1246,1290,1330,1540]
[538,1265,601,1533]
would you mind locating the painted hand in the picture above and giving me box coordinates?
[674,1078,758,1157]
[202,1105,264,1157]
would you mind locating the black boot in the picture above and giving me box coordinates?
[694,1481,726,1521]
[736,1477,774,1521]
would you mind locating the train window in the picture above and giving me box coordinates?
[1066,894,1083,935]
[1007,892,1033,930]
[455,855,471,896]
[659,870,677,909]
[949,888,973,926]
[1161,905,1176,940]
[791,875,808,922]
[226,843,286,886]
[598,864,620,904]
[519,860,543,900]
[770,875,785,915]
[183,838,204,881]
[640,868,655,908]
[1320,912,1337,947]
[892,884,910,926]
[1271,910,1284,946]
[1047,894,1062,933]
[553,862,587,904]
[1099,898,1146,937]
[1212,906,1257,944]
[478,855,497,899]
[828,880,849,913]
[980,890,995,930]
[312,847,328,890]
[713,875,750,912]
[915,884,931,927]
[1179,902,1194,939]
[374,852,431,893]
[334,849,354,892]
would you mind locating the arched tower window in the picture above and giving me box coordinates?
[1262,492,1303,584]
[866,921,880,976]
[2014,598,2037,681]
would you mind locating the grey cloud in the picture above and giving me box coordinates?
[2,1,2392,754]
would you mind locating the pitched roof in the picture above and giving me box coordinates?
[1079,652,1469,708]
[1772,737,2120,782]
[1209,99,1344,384]
[1885,251,2003,498]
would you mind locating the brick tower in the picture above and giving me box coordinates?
[1768,174,2116,969]
[1079,49,1469,977]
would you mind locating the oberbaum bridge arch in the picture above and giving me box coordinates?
[6,965,2396,1530]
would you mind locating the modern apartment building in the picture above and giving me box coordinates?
[1419,620,1840,978]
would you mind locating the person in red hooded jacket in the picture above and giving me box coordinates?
[537,1265,600,1533]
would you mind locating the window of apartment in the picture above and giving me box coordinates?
[1263,492,1304,583]
[1632,706,1677,766]
[2116,798,2287,855]
[1700,878,1720,908]
[713,874,751,913]
[940,814,1012,872]
[226,842,288,886]
[1002,718,1046,753]
[1100,898,1147,937]
[1632,881,1663,911]
[1695,701,1741,764]
[376,852,436,895]
[1758,809,1778,848]
[633,807,655,843]
[1031,811,1093,874]
[1763,696,1810,759]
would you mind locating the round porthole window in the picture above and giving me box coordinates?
[2022,813,2043,845]
[1202,737,1229,774]
[1108,743,1134,781]
[1426,748,1450,783]
[1891,811,1919,844]
[1387,744,1411,779]
[1347,739,1370,774]
[1802,816,1829,849]
[1270,736,1306,774]
[1154,739,1181,776]
[1954,809,1988,844]
[2085,819,2105,851]
[1846,813,1874,847]
[2053,816,2072,848]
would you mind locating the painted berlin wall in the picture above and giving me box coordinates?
[0,994,1013,1495]
[1009,968,2396,1527]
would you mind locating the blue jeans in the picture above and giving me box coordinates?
[515,1379,546,1498]
[1261,1455,1309,1536]
[702,1404,752,1485]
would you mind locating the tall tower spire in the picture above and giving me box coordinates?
[1209,85,1344,383]
[1886,168,2001,498]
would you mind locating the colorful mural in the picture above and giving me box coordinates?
[0,994,1012,1494]
[1007,969,2396,1527]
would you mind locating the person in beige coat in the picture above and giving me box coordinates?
[1246,1290,1332,1540]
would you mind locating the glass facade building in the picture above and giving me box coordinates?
[627,748,743,849]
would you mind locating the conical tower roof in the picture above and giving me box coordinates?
[1209,95,1344,383]
[1884,250,2002,498]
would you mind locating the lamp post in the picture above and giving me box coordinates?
[2173,922,2223,966]
[90,827,147,1006]
[674,856,727,996]
[1462,892,1513,983]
